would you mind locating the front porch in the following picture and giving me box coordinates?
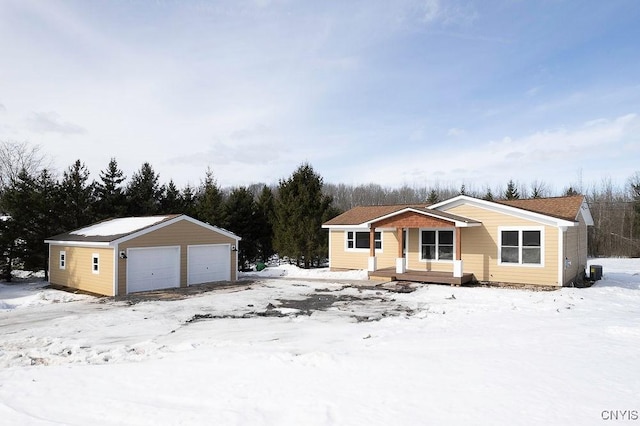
[369,267,475,286]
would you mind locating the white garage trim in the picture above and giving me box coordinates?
[187,244,231,285]
[126,246,181,293]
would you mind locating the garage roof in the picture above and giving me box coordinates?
[45,215,240,245]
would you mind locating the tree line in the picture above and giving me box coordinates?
[1,141,639,281]
[0,142,334,281]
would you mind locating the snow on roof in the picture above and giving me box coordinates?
[70,216,171,237]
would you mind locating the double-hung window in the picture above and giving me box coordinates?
[59,251,66,270]
[92,253,100,274]
[420,229,454,261]
[346,231,381,250]
[499,228,542,265]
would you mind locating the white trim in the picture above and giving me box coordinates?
[327,230,332,269]
[431,195,577,228]
[558,226,566,286]
[47,243,51,283]
[113,244,119,296]
[113,215,241,245]
[497,226,545,268]
[367,207,480,228]
[322,224,370,230]
[580,199,594,226]
[91,253,100,275]
[45,240,111,247]
[345,230,383,253]
[418,228,456,262]
[59,250,66,270]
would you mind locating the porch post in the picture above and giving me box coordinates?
[453,227,463,278]
[368,227,377,272]
[396,227,406,273]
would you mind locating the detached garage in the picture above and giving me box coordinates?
[45,215,241,296]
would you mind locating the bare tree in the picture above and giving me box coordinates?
[0,141,48,189]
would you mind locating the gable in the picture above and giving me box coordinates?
[372,210,459,228]
[430,196,579,228]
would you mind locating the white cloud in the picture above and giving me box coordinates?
[26,112,86,135]
[343,113,640,188]
[447,127,465,137]
[422,0,441,23]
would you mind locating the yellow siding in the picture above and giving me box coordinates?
[441,204,560,286]
[329,230,398,270]
[405,228,456,273]
[117,220,237,295]
[49,245,115,296]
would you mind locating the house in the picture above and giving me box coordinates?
[322,195,593,287]
[45,215,241,296]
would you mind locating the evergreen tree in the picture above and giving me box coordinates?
[126,162,161,216]
[0,170,33,281]
[159,180,183,214]
[504,179,520,200]
[59,160,94,230]
[273,163,334,268]
[0,169,60,280]
[254,185,275,262]
[225,187,258,269]
[195,168,226,226]
[94,158,126,219]
[181,183,197,217]
[531,186,543,198]
[34,169,62,278]
[564,186,579,196]
[0,215,20,281]
[483,187,494,201]
[427,189,439,204]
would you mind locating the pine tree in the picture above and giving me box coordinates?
[126,162,161,216]
[427,189,439,204]
[33,169,62,278]
[159,180,183,214]
[181,184,197,217]
[504,179,520,200]
[273,163,334,268]
[483,187,494,201]
[225,187,258,269]
[0,169,59,280]
[59,160,94,230]
[94,158,126,219]
[564,186,579,196]
[254,185,275,262]
[0,170,33,281]
[195,168,226,226]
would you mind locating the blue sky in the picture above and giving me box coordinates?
[1,0,639,193]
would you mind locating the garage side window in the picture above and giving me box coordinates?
[59,251,66,269]
[92,253,99,274]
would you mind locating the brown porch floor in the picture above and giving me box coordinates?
[369,268,474,286]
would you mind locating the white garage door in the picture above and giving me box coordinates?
[188,244,231,285]
[127,247,180,293]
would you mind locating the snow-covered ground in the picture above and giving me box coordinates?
[1,259,639,425]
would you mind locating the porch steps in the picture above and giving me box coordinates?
[368,268,474,286]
